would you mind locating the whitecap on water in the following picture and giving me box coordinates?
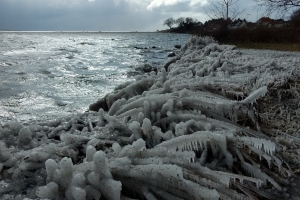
[0,32,189,124]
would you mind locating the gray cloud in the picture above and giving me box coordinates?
[0,0,261,31]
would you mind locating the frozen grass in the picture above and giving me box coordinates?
[233,42,300,52]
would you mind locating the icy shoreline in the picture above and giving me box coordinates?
[1,36,300,199]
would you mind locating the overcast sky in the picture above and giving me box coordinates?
[0,0,270,31]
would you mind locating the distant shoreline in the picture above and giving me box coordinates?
[0,30,160,33]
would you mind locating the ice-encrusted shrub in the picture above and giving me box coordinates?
[1,36,299,199]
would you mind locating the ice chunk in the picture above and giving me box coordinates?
[36,182,58,199]
[132,138,146,151]
[93,151,112,179]
[18,127,32,145]
[59,157,74,188]
[85,145,97,162]
[161,99,173,117]
[109,99,125,116]
[98,108,105,127]
[87,172,101,186]
[60,157,73,176]
[142,118,152,137]
[72,173,85,187]
[85,185,101,200]
[129,121,142,140]
[46,143,56,154]
[163,80,171,92]
[99,179,122,200]
[45,159,57,181]
[53,169,63,183]
[138,112,144,125]
[161,68,167,83]
[143,101,151,119]
[71,186,86,200]
[1,120,23,138]
[112,143,122,155]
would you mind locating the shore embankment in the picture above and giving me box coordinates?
[1,36,300,199]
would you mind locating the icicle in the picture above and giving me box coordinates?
[144,101,150,119]
[98,108,105,127]
[88,119,93,133]
[161,68,167,83]
[108,99,121,116]
[163,80,171,92]
[129,121,142,140]
[239,137,276,156]
[161,99,173,117]
[240,86,268,104]
[199,149,207,165]
[272,155,283,174]
[138,112,144,125]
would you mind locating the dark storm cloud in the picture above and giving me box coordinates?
[0,0,259,31]
[0,0,165,31]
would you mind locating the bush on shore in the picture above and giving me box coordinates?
[199,27,300,44]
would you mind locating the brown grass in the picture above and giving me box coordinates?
[194,26,300,52]
[231,42,300,52]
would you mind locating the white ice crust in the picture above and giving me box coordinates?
[1,36,299,199]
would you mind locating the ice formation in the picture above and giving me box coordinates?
[1,36,300,199]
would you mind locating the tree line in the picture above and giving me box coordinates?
[163,0,300,31]
[163,0,300,30]
[162,1,300,43]
[163,17,202,30]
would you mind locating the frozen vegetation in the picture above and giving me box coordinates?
[1,36,300,199]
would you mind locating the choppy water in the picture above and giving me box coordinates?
[0,32,189,124]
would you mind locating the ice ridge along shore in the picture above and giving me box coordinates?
[1,36,300,199]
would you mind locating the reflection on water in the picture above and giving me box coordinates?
[0,32,189,124]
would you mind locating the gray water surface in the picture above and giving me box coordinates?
[0,32,189,124]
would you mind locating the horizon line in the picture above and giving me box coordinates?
[0,30,159,33]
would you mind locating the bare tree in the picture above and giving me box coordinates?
[175,17,185,27]
[173,17,201,29]
[290,8,300,25]
[163,18,175,29]
[206,0,245,20]
[253,0,300,15]
[291,8,300,19]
